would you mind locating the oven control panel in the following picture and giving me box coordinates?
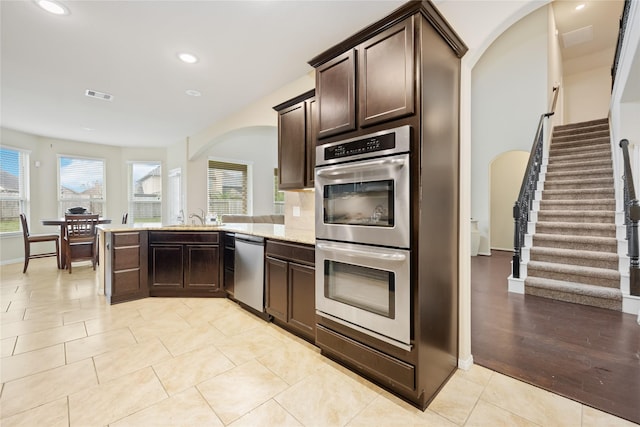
[316,125,411,167]
[325,132,395,160]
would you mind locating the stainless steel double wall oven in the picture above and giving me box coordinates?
[315,125,412,350]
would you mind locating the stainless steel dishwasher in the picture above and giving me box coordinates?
[233,234,265,313]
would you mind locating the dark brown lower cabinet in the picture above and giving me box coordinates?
[149,231,224,297]
[265,240,315,342]
[104,230,148,304]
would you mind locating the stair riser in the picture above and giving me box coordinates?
[535,226,615,238]
[546,162,611,172]
[527,268,619,288]
[541,191,614,201]
[538,201,615,211]
[548,152,611,163]
[524,286,621,311]
[536,214,615,224]
[529,253,618,270]
[551,134,610,147]
[545,172,613,182]
[544,181,614,190]
[532,237,617,252]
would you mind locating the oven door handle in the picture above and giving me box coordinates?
[316,157,406,177]
[316,242,407,262]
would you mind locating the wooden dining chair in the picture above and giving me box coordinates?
[20,213,60,273]
[63,214,99,273]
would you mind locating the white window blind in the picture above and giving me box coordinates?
[58,155,105,215]
[207,160,247,215]
[129,162,161,223]
[0,147,29,233]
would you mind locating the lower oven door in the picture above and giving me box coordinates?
[315,240,411,350]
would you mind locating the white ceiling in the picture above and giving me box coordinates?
[0,0,624,149]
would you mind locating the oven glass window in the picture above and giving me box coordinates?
[323,180,394,227]
[324,260,395,318]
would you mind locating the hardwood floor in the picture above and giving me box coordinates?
[471,250,640,424]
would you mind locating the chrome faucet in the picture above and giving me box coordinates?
[177,209,184,224]
[189,208,205,225]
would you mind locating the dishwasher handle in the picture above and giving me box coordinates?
[235,234,264,244]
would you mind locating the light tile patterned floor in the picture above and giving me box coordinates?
[0,259,636,426]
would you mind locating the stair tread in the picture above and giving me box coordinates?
[529,246,618,260]
[527,260,619,278]
[525,276,622,299]
[533,233,617,243]
[536,220,614,228]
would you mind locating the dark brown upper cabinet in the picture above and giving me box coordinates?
[314,18,415,139]
[316,50,356,138]
[273,90,316,190]
[358,17,415,127]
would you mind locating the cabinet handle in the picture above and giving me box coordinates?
[316,157,405,177]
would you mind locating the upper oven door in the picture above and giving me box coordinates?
[315,152,410,249]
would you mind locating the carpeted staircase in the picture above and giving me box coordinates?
[525,118,622,311]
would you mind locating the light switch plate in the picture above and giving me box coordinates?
[293,206,301,217]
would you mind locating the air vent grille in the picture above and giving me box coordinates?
[85,89,113,101]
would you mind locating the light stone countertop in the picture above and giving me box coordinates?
[97,222,315,245]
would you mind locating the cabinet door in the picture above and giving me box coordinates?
[288,262,316,340]
[265,256,288,322]
[150,245,183,287]
[305,97,317,188]
[316,49,356,139]
[358,17,415,127]
[185,245,220,290]
[278,102,306,190]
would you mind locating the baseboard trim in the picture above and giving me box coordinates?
[1,258,22,266]
[458,354,474,370]
[622,294,640,316]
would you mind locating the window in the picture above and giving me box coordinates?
[0,147,29,234]
[274,168,284,214]
[58,155,105,216]
[129,162,162,223]
[207,160,248,216]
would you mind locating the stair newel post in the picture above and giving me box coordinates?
[513,202,521,278]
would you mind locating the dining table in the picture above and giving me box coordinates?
[41,217,112,269]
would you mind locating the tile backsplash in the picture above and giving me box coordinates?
[284,190,315,231]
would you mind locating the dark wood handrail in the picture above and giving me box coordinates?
[619,139,640,296]
[611,0,631,90]
[512,86,559,278]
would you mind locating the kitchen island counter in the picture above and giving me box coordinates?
[98,223,315,245]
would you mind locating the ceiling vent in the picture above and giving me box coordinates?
[561,25,593,48]
[85,89,113,101]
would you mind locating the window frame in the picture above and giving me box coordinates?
[207,157,253,217]
[0,146,30,237]
[57,154,106,217]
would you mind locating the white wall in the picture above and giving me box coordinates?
[564,63,612,123]
[471,6,550,255]
[0,127,165,263]
[490,151,529,250]
[186,126,278,218]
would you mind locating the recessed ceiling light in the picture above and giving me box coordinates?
[575,4,585,11]
[34,0,69,15]
[185,89,202,97]
[178,53,198,64]
[82,127,95,132]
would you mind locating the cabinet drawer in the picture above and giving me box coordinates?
[266,240,314,265]
[113,232,139,247]
[113,246,139,270]
[317,325,415,392]
[113,269,141,295]
[150,231,219,245]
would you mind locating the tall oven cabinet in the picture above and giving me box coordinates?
[308,0,467,410]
